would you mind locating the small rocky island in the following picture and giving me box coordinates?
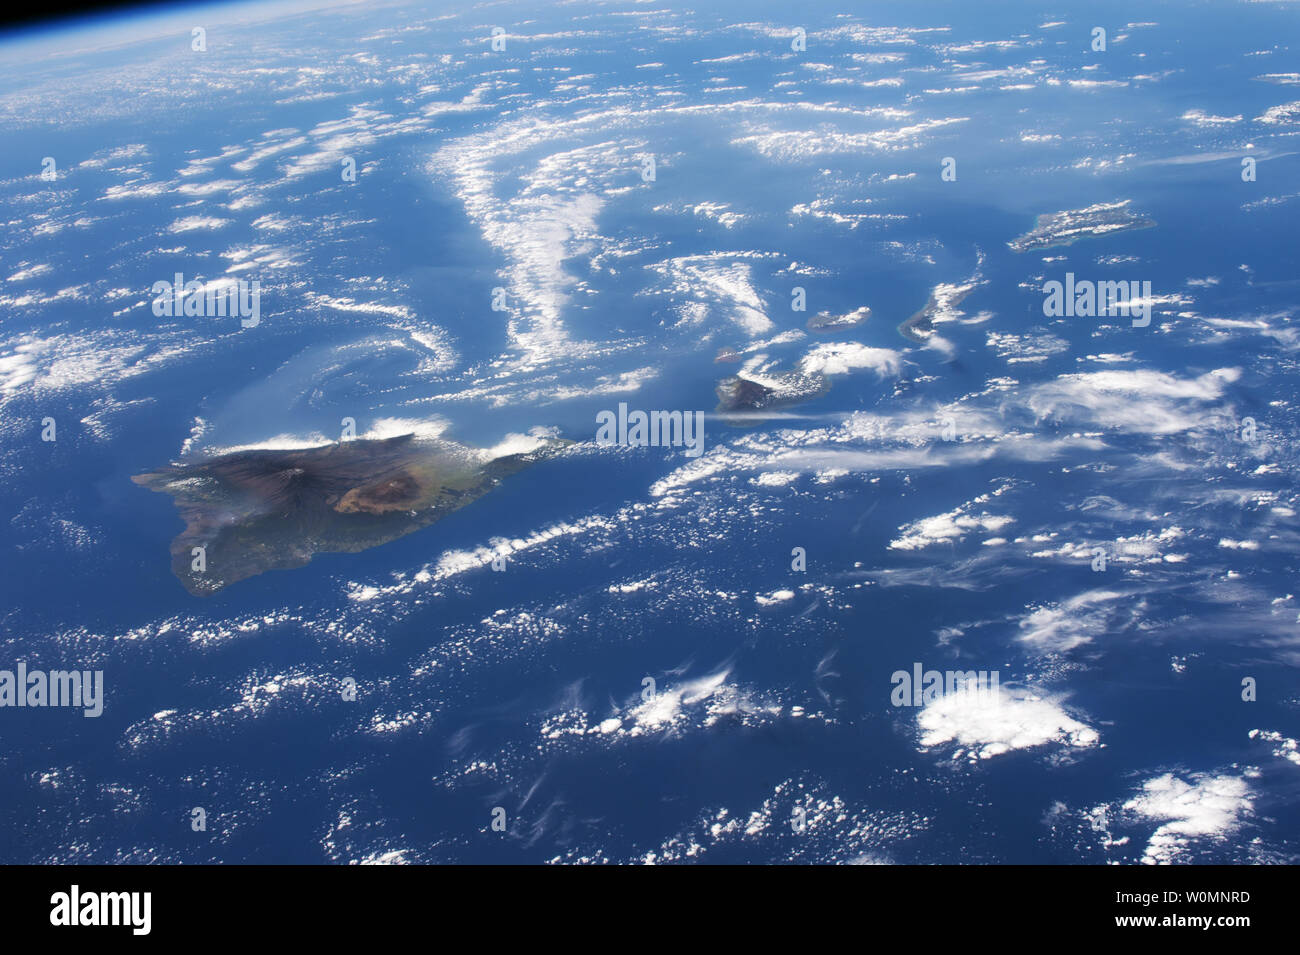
[715,370,829,423]
[133,432,567,595]
[808,305,871,333]
[898,281,978,344]
[1007,199,1155,253]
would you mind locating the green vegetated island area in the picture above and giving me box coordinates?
[134,432,568,595]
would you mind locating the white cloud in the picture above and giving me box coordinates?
[1123,772,1254,865]
[798,343,902,378]
[890,507,1013,551]
[917,686,1099,760]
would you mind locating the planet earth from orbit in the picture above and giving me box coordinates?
[1,0,1299,864]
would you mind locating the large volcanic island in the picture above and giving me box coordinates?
[133,432,567,595]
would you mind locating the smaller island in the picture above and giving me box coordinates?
[715,370,829,424]
[808,305,871,333]
[1008,199,1156,254]
[898,281,978,344]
